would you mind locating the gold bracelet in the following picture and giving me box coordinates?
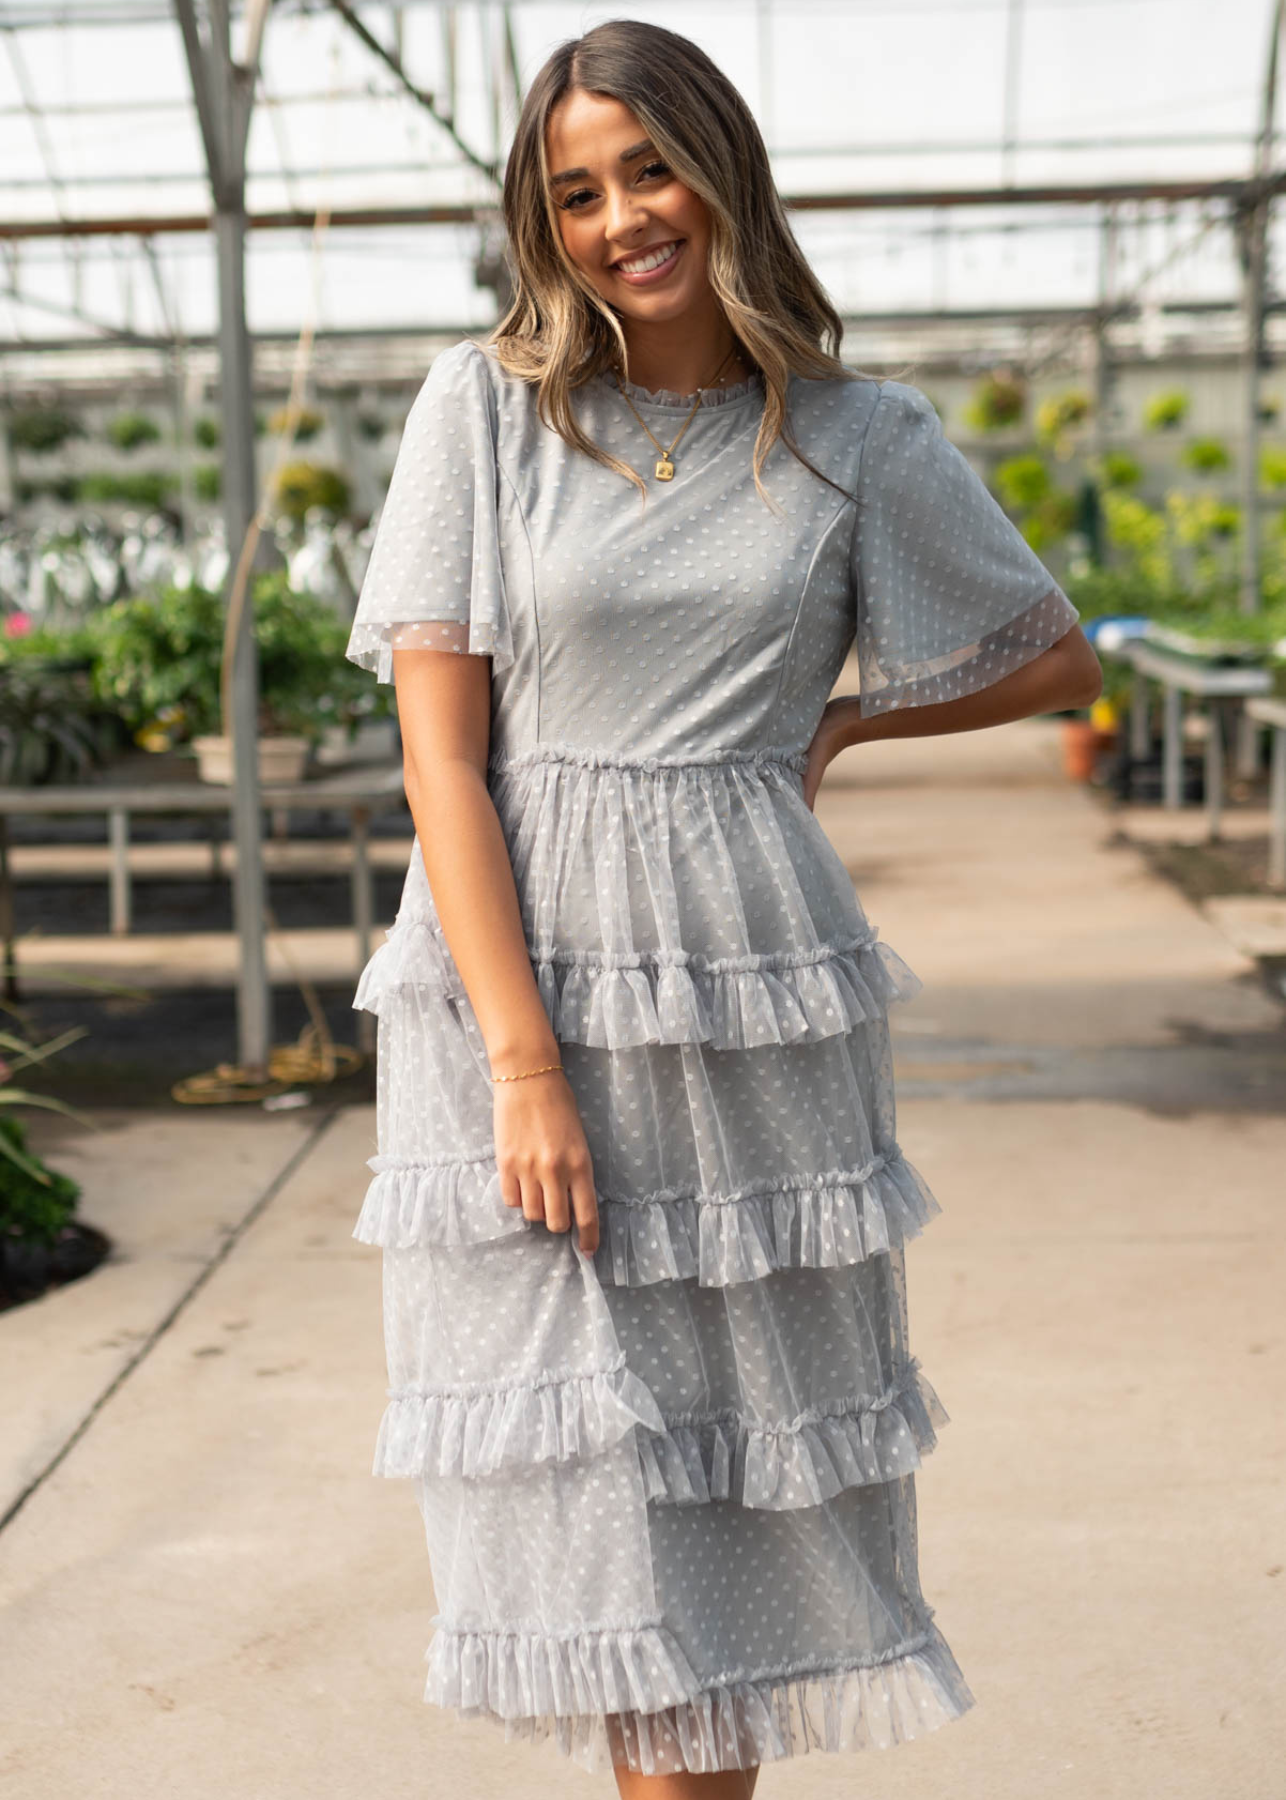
[490,1061,564,1083]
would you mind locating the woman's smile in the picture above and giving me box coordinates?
[611,238,685,285]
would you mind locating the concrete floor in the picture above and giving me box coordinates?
[1,718,1283,1799]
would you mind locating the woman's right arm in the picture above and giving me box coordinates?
[391,644,599,1255]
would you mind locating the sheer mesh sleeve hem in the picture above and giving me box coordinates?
[856,583,1081,717]
[344,339,513,684]
[852,380,1080,717]
[348,619,500,684]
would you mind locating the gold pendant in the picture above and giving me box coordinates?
[654,457,675,481]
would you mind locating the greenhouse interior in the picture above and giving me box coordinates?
[1,6,1284,1797]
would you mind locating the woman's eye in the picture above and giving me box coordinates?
[640,160,670,181]
[560,188,595,211]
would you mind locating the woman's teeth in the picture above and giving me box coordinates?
[617,241,679,275]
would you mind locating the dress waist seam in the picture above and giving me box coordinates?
[488,743,808,775]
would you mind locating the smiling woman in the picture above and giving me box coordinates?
[346,16,1094,1800]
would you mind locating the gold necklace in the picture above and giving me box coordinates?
[611,344,743,481]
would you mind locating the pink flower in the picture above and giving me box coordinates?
[3,612,32,639]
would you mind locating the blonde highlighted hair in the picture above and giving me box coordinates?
[488,18,874,506]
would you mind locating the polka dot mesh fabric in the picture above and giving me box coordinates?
[346,339,1080,1773]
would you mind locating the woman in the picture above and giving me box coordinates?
[347,18,1101,1798]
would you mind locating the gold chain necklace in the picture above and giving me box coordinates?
[611,344,743,481]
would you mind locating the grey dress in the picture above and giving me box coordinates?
[346,338,1080,1775]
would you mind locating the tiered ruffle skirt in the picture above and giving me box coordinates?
[354,745,976,1773]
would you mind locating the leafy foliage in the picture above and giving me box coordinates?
[272,460,351,523]
[0,1117,81,1247]
[8,405,86,456]
[267,404,325,442]
[964,371,1027,432]
[0,661,118,785]
[106,411,162,453]
[1143,389,1190,431]
[87,575,381,743]
[1180,437,1231,474]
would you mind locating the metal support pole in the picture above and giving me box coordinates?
[1203,701,1225,842]
[108,806,131,934]
[1269,724,1286,888]
[1163,684,1184,810]
[215,203,272,1071]
[1129,668,1150,760]
[178,0,274,1072]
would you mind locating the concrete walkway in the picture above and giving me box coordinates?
[1,718,1283,1799]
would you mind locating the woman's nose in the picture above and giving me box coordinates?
[603,183,647,246]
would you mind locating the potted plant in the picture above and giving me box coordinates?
[88,575,362,783]
[1143,389,1190,432]
[105,410,162,453]
[0,1020,107,1311]
[964,370,1027,433]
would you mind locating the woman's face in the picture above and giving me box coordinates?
[545,89,714,327]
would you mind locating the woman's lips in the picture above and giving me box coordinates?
[612,239,685,287]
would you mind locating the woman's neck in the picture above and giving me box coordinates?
[617,306,747,396]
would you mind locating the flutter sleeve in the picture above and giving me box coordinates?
[345,339,513,683]
[851,379,1080,717]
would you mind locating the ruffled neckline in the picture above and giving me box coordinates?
[603,368,765,411]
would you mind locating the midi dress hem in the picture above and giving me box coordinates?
[430,1614,974,1775]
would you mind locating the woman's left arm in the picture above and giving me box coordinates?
[802,623,1102,811]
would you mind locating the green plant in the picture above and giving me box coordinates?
[0,1117,81,1246]
[1143,389,1189,431]
[8,405,86,456]
[76,471,175,509]
[1035,388,1091,453]
[0,1019,88,1242]
[1180,436,1231,474]
[1022,490,1079,552]
[268,403,324,442]
[106,410,162,453]
[994,454,1052,510]
[963,371,1026,433]
[1099,449,1143,489]
[88,575,379,744]
[272,460,351,524]
[0,661,118,783]
[1260,445,1286,490]
[194,415,221,449]
[194,463,222,502]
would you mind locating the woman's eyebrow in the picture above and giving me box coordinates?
[549,140,656,188]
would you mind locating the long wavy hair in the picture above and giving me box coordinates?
[488,18,873,507]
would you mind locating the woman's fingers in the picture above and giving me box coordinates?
[520,1176,546,1226]
[569,1167,600,1256]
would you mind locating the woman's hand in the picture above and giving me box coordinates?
[494,1070,600,1256]
[801,700,852,812]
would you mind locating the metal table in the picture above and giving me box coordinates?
[0,761,406,978]
[1122,640,1273,837]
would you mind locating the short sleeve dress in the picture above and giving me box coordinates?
[345,340,1080,1776]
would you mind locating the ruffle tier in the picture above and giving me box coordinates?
[372,1355,665,1480]
[355,1146,942,1288]
[373,1346,944,1504]
[354,915,920,1051]
[637,1356,947,1510]
[429,1617,974,1774]
[356,744,923,1048]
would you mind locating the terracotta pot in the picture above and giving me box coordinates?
[1062,717,1099,782]
[191,734,311,785]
